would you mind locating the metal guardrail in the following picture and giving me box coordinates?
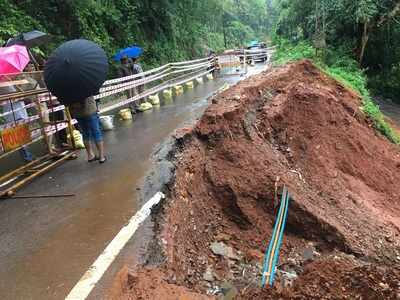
[0,56,217,158]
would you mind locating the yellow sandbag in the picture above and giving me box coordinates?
[173,85,184,95]
[206,73,214,80]
[163,89,173,100]
[196,77,203,84]
[138,102,153,112]
[185,81,194,89]
[221,83,230,92]
[149,94,160,105]
[119,108,133,120]
[72,130,85,149]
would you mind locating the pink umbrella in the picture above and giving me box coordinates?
[0,45,30,75]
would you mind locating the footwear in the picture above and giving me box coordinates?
[99,157,107,164]
[88,156,99,162]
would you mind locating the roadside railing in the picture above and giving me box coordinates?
[0,56,216,158]
[97,56,215,113]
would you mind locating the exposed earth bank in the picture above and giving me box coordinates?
[110,60,400,299]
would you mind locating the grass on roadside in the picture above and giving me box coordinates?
[273,40,400,144]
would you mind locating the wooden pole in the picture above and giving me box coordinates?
[0,150,77,198]
[6,193,75,199]
[0,154,51,183]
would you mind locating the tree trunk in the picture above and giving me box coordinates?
[359,22,370,65]
[221,9,227,48]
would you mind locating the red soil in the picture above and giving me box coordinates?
[113,60,400,299]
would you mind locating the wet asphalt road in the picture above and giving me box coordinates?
[0,66,262,300]
[375,97,400,125]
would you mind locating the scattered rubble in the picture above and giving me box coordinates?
[210,242,240,260]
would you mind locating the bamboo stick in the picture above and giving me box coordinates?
[0,150,77,198]
[0,154,51,183]
[6,193,75,199]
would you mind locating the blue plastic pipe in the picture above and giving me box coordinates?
[261,186,288,287]
[269,190,290,286]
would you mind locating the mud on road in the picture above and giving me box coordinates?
[111,60,400,299]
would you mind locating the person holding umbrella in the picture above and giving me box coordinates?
[44,39,109,164]
[131,56,145,95]
[114,46,144,111]
[118,55,134,99]
[0,45,34,161]
[68,97,106,163]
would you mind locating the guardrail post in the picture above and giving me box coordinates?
[35,97,52,154]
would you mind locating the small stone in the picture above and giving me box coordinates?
[278,270,298,288]
[379,282,390,290]
[232,95,241,100]
[203,266,215,282]
[302,246,315,261]
[215,233,231,242]
[246,249,264,261]
[220,282,238,300]
[210,242,240,260]
[385,235,393,243]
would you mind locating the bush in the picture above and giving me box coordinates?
[273,39,400,145]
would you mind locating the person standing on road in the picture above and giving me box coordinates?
[118,56,134,99]
[130,57,146,110]
[68,96,107,164]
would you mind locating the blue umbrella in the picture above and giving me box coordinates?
[113,46,143,62]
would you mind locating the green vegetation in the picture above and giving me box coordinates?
[0,0,270,70]
[1,0,399,142]
[273,40,400,144]
[270,0,400,104]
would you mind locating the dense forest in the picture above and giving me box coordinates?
[0,0,269,67]
[271,0,400,102]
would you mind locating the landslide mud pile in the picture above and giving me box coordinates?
[113,60,400,299]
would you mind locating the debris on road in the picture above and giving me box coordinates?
[111,60,400,299]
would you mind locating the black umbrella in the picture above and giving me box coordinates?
[44,39,109,103]
[6,30,51,48]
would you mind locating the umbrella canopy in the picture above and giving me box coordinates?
[113,46,143,62]
[249,40,259,47]
[44,39,109,103]
[6,30,51,48]
[0,45,30,75]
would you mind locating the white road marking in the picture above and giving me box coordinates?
[66,192,165,300]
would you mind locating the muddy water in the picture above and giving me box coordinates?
[0,77,230,300]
